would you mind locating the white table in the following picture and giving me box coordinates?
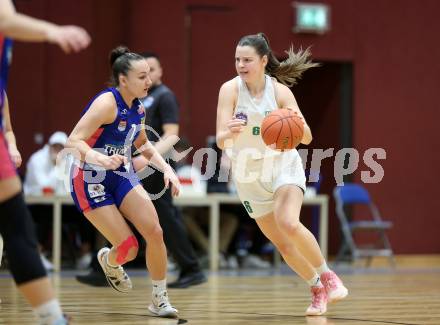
[25,195,73,273]
[25,193,328,272]
[175,193,329,271]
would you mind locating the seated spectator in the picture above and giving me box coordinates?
[24,131,94,270]
[24,132,68,195]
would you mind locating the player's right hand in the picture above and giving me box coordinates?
[48,25,91,53]
[227,118,245,134]
[97,154,127,170]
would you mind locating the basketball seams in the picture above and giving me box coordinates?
[261,109,304,150]
[285,116,300,141]
[291,117,304,140]
[261,113,294,138]
[285,116,294,149]
[262,118,283,138]
[275,118,284,147]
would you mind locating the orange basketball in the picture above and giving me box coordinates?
[261,109,304,151]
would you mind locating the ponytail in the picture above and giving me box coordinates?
[238,33,319,87]
[269,46,320,87]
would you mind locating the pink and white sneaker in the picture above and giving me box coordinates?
[306,285,327,316]
[320,271,348,303]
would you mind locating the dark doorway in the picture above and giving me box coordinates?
[294,61,353,253]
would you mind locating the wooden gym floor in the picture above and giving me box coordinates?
[0,257,439,325]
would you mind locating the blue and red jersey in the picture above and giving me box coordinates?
[70,87,146,213]
[83,87,145,156]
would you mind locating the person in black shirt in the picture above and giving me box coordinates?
[138,52,206,288]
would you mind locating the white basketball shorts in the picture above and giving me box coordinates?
[231,149,306,219]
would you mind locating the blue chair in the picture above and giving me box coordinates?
[333,183,395,267]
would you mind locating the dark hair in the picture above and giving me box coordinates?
[109,46,144,86]
[237,33,320,87]
[140,51,160,61]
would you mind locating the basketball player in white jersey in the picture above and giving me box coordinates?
[216,33,348,316]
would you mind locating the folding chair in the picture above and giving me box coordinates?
[333,183,395,267]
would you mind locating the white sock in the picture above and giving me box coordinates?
[316,262,331,275]
[306,273,322,287]
[152,279,167,294]
[34,299,64,325]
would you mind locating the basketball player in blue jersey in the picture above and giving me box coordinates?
[67,46,180,318]
[216,33,348,316]
[0,0,90,323]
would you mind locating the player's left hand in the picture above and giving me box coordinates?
[163,166,181,197]
[285,108,305,125]
[293,111,305,125]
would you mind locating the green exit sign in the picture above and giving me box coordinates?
[293,2,330,34]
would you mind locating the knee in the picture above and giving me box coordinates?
[145,223,164,243]
[278,218,301,238]
[124,247,138,262]
[116,236,139,263]
[4,231,46,284]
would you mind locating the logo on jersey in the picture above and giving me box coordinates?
[142,96,154,109]
[252,126,260,135]
[264,110,271,116]
[235,112,248,126]
[121,108,128,115]
[88,184,105,198]
[118,120,127,132]
[104,144,129,156]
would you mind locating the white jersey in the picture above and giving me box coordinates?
[226,75,306,219]
[227,74,280,161]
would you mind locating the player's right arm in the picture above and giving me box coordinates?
[0,0,90,53]
[216,80,244,150]
[66,93,126,170]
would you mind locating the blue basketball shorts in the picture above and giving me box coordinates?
[70,163,140,213]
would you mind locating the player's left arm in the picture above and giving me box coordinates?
[133,129,180,196]
[133,129,171,171]
[276,83,313,145]
[131,126,177,170]
[3,92,22,167]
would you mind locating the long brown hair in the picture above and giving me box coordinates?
[237,33,319,87]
